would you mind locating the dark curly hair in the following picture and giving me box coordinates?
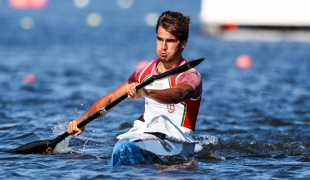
[156,11,190,42]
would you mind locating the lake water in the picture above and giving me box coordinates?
[0,0,309,179]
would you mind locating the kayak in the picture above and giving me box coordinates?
[110,115,202,166]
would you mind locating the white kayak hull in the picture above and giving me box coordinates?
[110,115,202,166]
[122,133,197,156]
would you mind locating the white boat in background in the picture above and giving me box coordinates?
[200,0,310,35]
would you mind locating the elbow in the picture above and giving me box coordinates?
[171,88,195,104]
[170,90,184,104]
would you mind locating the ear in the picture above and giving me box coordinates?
[181,40,187,49]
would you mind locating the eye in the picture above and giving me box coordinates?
[167,39,178,43]
[157,37,163,41]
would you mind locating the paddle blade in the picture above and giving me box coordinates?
[7,140,55,154]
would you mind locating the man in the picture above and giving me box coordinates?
[67,11,202,165]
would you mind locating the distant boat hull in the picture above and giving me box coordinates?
[200,0,310,34]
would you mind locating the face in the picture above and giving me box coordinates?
[156,26,186,63]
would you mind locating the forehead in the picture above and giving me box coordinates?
[157,26,177,39]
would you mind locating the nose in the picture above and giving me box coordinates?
[161,40,167,50]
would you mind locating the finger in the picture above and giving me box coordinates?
[75,131,82,136]
[74,125,80,135]
[67,123,74,134]
[71,123,77,132]
[69,122,78,134]
[127,90,135,99]
[75,126,85,136]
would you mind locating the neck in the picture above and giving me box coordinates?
[157,58,183,73]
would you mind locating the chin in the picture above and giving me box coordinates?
[158,57,167,62]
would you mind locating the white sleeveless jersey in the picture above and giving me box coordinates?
[137,59,201,131]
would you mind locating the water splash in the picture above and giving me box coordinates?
[81,139,89,152]
[195,135,226,161]
[209,151,226,161]
[196,134,218,146]
[51,123,73,153]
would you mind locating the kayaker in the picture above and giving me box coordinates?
[67,11,202,165]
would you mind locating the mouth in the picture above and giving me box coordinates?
[159,51,167,57]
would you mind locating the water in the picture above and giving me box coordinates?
[1,0,309,179]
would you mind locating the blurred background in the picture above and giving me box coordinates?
[0,0,309,179]
[0,0,202,91]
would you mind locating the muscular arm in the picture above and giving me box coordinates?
[145,82,195,104]
[127,81,195,104]
[127,70,202,104]
[79,82,129,120]
[68,82,129,135]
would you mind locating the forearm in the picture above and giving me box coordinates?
[144,83,195,104]
[78,82,128,121]
[79,95,111,120]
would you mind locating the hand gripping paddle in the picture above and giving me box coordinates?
[8,58,204,154]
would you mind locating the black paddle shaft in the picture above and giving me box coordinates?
[8,58,204,154]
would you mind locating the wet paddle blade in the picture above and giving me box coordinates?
[8,140,55,154]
